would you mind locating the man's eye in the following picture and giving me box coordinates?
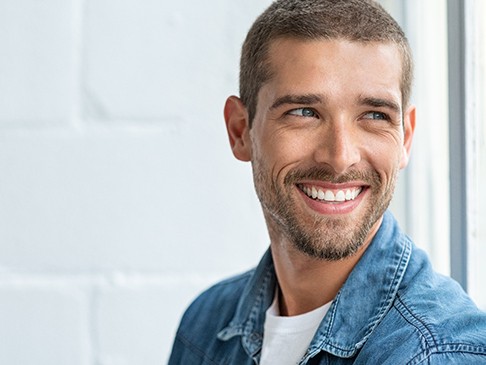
[363,111,389,120]
[287,108,317,118]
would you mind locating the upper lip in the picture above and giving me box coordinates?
[296,180,369,190]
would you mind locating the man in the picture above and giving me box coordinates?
[169,0,486,364]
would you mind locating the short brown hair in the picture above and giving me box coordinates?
[240,0,413,125]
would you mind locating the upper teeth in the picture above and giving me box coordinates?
[300,185,362,202]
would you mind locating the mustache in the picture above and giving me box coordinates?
[284,167,381,186]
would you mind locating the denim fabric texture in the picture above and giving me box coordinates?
[168,211,486,364]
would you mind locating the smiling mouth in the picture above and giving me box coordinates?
[297,183,364,202]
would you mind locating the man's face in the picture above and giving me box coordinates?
[227,38,415,260]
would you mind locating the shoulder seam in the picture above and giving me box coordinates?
[394,294,437,348]
[407,343,486,364]
[395,296,486,364]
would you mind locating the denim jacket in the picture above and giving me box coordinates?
[169,211,486,364]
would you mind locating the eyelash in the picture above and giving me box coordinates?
[362,111,391,121]
[286,108,391,122]
[286,108,318,118]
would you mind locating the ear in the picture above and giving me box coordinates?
[224,96,251,161]
[399,105,416,169]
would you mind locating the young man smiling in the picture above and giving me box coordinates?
[169,1,486,364]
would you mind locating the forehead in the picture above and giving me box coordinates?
[262,38,403,106]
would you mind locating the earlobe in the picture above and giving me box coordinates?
[399,105,416,169]
[224,96,252,162]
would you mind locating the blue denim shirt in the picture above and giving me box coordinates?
[169,211,486,364]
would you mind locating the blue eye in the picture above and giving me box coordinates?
[363,111,389,120]
[288,108,317,117]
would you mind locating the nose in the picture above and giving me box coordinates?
[313,121,361,174]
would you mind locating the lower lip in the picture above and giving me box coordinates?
[297,186,367,215]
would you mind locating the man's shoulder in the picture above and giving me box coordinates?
[183,269,253,323]
[386,291,486,363]
[394,271,486,343]
[176,269,254,339]
[397,246,486,341]
[360,252,486,364]
[168,269,255,364]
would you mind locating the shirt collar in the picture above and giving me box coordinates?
[216,249,276,357]
[218,211,412,360]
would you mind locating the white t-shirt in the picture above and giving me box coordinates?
[260,294,332,365]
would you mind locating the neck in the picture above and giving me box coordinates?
[268,218,381,317]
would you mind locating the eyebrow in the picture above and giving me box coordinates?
[358,96,401,114]
[269,93,402,114]
[270,94,323,110]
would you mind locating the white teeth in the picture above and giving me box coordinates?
[324,190,335,201]
[301,185,362,202]
[335,190,345,202]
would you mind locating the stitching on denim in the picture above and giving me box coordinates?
[241,261,274,356]
[245,260,273,332]
[324,291,341,338]
[363,235,412,333]
[395,294,437,348]
[407,343,486,364]
[352,235,413,349]
[311,230,413,358]
[176,333,221,365]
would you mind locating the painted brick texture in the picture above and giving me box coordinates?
[0,0,272,363]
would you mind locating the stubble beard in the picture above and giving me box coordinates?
[252,159,398,261]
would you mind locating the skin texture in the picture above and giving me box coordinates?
[224,38,415,316]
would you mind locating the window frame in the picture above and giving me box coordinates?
[447,0,469,291]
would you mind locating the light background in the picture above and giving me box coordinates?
[0,1,272,364]
[0,1,483,364]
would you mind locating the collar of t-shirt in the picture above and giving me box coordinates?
[260,291,332,365]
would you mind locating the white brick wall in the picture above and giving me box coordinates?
[0,1,272,363]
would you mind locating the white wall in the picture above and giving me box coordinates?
[0,0,457,363]
[0,1,272,364]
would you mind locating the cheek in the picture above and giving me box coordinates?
[361,135,404,173]
[258,130,311,167]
